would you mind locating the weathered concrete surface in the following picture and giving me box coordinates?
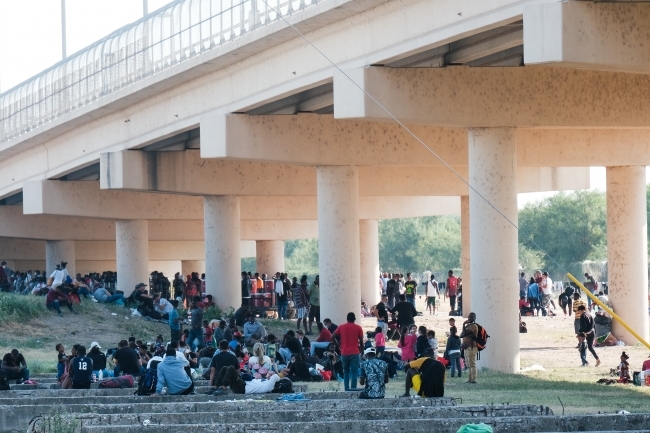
[77,414,650,433]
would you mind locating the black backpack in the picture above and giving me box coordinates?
[135,368,157,396]
[0,370,10,391]
[272,378,293,393]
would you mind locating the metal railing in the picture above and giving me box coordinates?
[0,0,323,143]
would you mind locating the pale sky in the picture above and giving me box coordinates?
[0,1,647,208]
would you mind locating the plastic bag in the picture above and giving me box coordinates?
[457,423,493,433]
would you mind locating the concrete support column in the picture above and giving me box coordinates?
[461,195,471,318]
[256,240,285,276]
[181,260,205,277]
[317,166,360,325]
[204,196,241,311]
[606,166,649,343]
[468,128,519,373]
[360,219,380,306]
[46,240,75,276]
[116,220,149,294]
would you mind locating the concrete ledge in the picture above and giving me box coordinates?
[77,414,650,433]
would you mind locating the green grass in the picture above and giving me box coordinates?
[0,292,48,325]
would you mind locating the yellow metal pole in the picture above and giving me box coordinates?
[567,273,650,350]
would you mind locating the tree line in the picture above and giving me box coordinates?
[243,187,650,281]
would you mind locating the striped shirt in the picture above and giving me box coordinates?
[573,299,587,319]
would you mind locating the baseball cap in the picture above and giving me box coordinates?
[135,283,147,289]
[90,342,101,349]
[364,347,376,355]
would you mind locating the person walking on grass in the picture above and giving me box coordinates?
[460,312,478,384]
[577,305,600,367]
[446,270,459,312]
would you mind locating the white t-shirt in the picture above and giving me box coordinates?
[156,298,173,314]
[248,355,272,366]
[245,374,280,394]
[50,269,67,285]
[541,277,553,295]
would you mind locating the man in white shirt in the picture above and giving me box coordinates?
[540,271,554,316]
[49,264,68,289]
[153,294,174,315]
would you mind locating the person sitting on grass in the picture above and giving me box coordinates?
[93,286,127,306]
[152,347,194,396]
[69,345,93,389]
[401,348,445,398]
[87,342,113,379]
[1,349,30,384]
[46,286,76,316]
[212,365,281,395]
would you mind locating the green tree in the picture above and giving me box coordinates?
[379,215,461,272]
[518,190,607,276]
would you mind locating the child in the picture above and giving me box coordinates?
[203,320,214,347]
[56,343,67,381]
[577,332,588,367]
[374,326,386,358]
[415,326,430,358]
[445,326,462,377]
[181,329,189,343]
[398,326,416,362]
[446,318,456,337]
[427,330,438,356]
[618,352,630,382]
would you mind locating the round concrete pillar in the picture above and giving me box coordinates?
[116,220,149,294]
[468,128,519,373]
[360,219,380,306]
[204,196,241,311]
[46,240,75,276]
[317,166,361,325]
[606,166,649,344]
[256,240,285,276]
[181,260,205,277]
[461,195,471,317]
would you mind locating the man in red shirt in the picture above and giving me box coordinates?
[332,312,364,391]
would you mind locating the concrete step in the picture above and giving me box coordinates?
[77,414,650,433]
[10,379,212,390]
[0,396,456,432]
[80,405,551,427]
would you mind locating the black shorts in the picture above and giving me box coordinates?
[72,381,91,389]
[309,305,320,321]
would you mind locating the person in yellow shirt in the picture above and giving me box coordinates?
[572,293,587,335]
[401,348,446,398]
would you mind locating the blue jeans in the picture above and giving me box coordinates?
[279,347,293,364]
[407,296,415,306]
[278,300,289,320]
[341,354,360,390]
[6,368,30,382]
[47,300,73,314]
[77,287,91,298]
[187,327,204,351]
[449,352,462,377]
[104,294,127,305]
[57,363,65,380]
[310,341,330,356]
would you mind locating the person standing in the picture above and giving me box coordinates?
[307,275,320,334]
[187,301,204,352]
[577,305,601,367]
[275,273,289,320]
[460,312,478,384]
[385,275,397,309]
[446,270,459,312]
[295,275,310,334]
[69,346,93,389]
[404,273,417,307]
[169,300,181,343]
[375,294,389,335]
[390,294,418,328]
[425,275,439,316]
[241,272,252,306]
[518,272,528,298]
[358,347,388,399]
[331,312,364,391]
[572,293,587,336]
[540,271,553,316]
[527,277,540,316]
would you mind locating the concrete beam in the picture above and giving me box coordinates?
[202,113,467,166]
[23,181,203,220]
[209,115,650,167]
[0,207,317,241]
[333,66,650,127]
[101,150,589,196]
[524,1,650,74]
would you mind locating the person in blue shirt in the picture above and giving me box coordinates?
[168,300,181,342]
[152,347,194,396]
[526,277,541,316]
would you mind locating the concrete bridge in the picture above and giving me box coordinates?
[1,0,649,373]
